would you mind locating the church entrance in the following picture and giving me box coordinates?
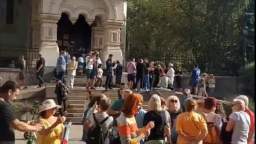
[57,13,92,57]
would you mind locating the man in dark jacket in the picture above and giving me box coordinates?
[136,59,146,91]
[105,54,113,90]
[115,60,123,87]
[55,80,68,114]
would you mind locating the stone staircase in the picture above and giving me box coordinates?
[65,76,176,124]
[66,87,120,124]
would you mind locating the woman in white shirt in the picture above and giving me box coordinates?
[67,56,78,88]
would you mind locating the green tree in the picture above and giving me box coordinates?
[126,0,252,75]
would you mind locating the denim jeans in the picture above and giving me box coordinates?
[57,71,65,82]
[36,70,44,86]
[143,74,150,90]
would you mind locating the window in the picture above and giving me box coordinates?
[0,0,14,25]
[6,0,14,24]
[0,0,7,25]
[112,32,118,42]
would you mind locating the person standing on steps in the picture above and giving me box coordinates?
[166,63,175,90]
[126,58,136,90]
[67,56,78,89]
[136,59,146,91]
[191,64,201,95]
[36,53,45,88]
[56,50,67,83]
[17,55,27,89]
[105,54,113,91]
[115,60,123,87]
[55,80,68,115]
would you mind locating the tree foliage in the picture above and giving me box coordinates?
[126,0,253,75]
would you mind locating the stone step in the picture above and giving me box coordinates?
[66,113,83,117]
[68,103,85,109]
[67,96,88,100]
[67,108,84,113]
[67,100,87,105]
[66,116,83,124]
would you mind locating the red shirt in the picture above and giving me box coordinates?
[245,108,255,144]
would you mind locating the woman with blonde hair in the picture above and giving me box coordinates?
[143,94,171,144]
[37,99,66,144]
[176,98,208,144]
[226,99,250,144]
[167,95,182,144]
[116,93,155,144]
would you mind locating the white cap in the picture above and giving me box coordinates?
[39,99,61,113]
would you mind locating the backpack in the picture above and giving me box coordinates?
[203,122,219,144]
[202,114,220,144]
[220,119,232,144]
[87,113,109,144]
[109,119,121,144]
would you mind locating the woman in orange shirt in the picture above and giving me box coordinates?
[116,93,155,144]
[176,99,208,144]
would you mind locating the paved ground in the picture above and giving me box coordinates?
[15,125,86,144]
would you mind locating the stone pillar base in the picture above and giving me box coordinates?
[102,46,123,64]
[39,43,59,67]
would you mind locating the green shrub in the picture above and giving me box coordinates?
[239,61,255,98]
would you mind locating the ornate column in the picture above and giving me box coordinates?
[102,21,124,64]
[91,26,104,56]
[38,14,59,67]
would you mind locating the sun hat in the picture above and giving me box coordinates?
[39,99,61,113]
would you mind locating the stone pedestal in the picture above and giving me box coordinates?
[102,21,124,64]
[38,15,59,67]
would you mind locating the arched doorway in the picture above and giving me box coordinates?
[57,13,92,57]
[72,14,91,57]
[57,13,72,52]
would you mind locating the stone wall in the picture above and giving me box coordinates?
[177,75,239,99]
[122,73,239,99]
[0,68,20,86]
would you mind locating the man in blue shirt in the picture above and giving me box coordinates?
[56,50,67,82]
[191,64,200,95]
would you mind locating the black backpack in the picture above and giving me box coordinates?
[220,118,233,144]
[87,113,109,144]
[109,119,121,144]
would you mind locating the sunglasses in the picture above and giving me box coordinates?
[232,103,237,107]
[170,99,178,103]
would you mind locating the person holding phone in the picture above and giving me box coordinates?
[37,99,66,144]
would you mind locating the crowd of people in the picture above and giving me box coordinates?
[0,51,254,144]
[32,50,217,99]
[0,79,254,144]
[79,86,254,144]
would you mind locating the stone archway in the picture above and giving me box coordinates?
[57,13,92,57]
[32,0,125,67]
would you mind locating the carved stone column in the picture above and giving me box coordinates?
[91,26,104,57]
[38,14,59,67]
[102,21,124,64]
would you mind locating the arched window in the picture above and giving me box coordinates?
[0,0,14,25]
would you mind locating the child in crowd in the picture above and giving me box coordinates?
[95,64,103,88]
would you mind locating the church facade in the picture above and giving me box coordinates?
[0,0,126,69]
